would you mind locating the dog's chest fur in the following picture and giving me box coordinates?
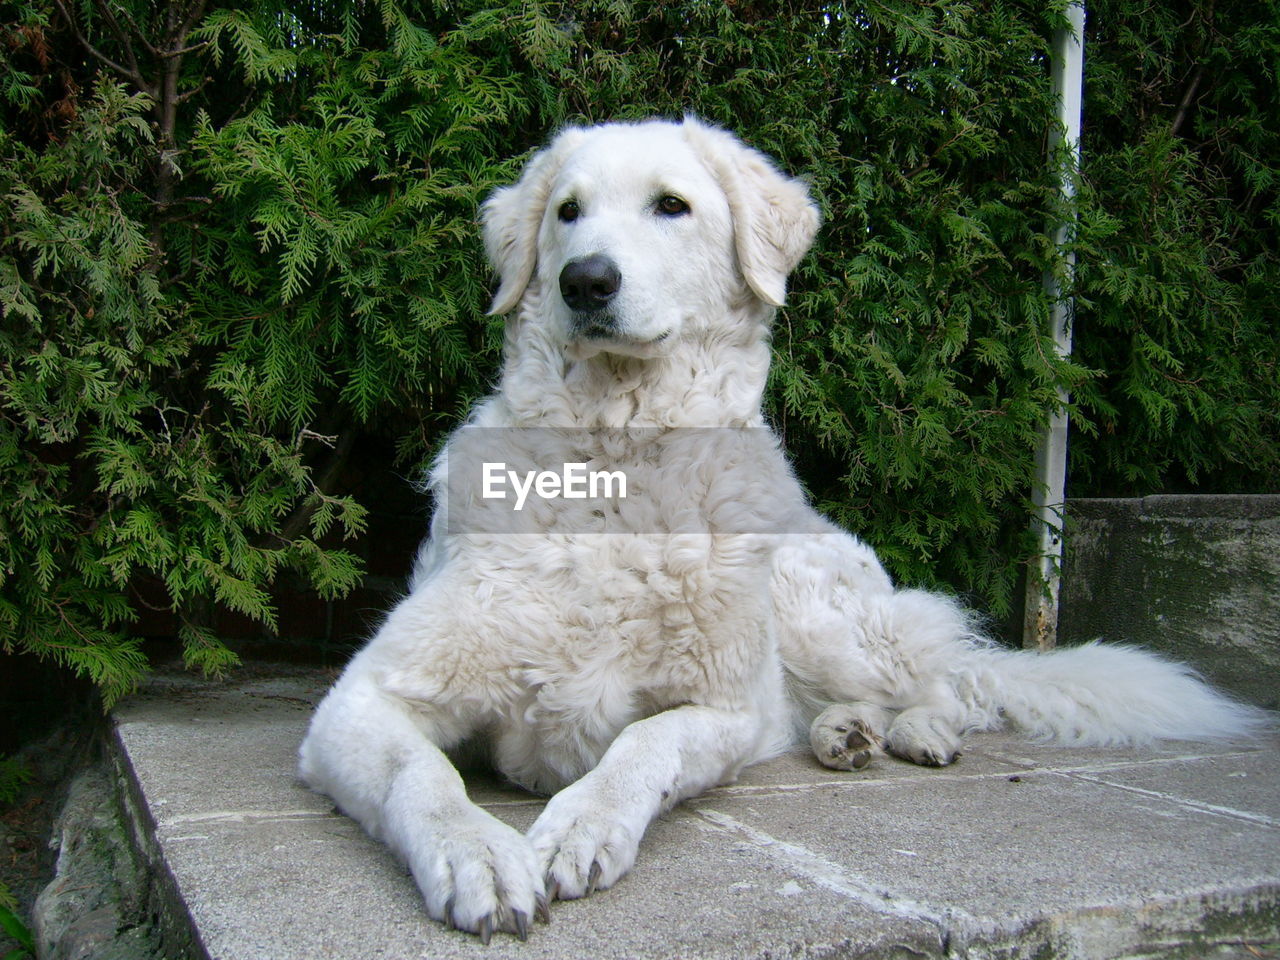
[427,424,804,793]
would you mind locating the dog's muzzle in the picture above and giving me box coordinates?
[560,255,621,337]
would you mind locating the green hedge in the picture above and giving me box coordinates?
[1,0,1276,704]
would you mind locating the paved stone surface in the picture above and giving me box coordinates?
[110,669,1280,960]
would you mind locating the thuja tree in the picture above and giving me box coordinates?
[1069,0,1280,494]
[0,0,528,703]
[1,0,1276,704]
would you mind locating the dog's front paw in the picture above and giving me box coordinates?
[407,808,549,942]
[527,782,644,901]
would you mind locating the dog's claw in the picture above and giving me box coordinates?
[545,874,560,902]
[587,860,602,895]
[513,910,530,941]
[478,913,494,945]
[535,893,552,923]
[443,896,456,931]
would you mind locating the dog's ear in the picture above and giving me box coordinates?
[482,127,588,316]
[683,118,820,307]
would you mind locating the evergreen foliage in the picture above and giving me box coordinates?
[1,0,1275,701]
[0,754,31,805]
[1071,0,1280,494]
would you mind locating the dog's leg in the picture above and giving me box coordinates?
[527,704,762,900]
[300,664,545,941]
[775,530,982,770]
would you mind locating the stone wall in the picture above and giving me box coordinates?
[1059,495,1280,710]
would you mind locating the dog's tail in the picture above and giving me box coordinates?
[955,640,1271,746]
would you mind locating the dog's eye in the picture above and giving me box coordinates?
[655,195,690,217]
[558,200,580,223]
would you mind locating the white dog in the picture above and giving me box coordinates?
[299,117,1263,942]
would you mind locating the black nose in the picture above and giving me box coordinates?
[559,256,621,313]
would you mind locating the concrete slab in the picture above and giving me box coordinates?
[110,669,1280,960]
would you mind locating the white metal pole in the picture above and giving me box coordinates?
[1023,1,1085,651]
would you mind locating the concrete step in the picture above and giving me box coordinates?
[51,667,1276,960]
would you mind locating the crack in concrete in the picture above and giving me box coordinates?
[689,806,972,936]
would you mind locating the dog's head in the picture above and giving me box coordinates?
[482,117,820,357]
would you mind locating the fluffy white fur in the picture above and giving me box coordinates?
[298,117,1266,941]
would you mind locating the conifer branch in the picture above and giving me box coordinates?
[51,0,149,92]
[1170,65,1204,138]
[177,0,209,41]
[92,0,150,73]
[276,429,359,546]
[106,1,161,57]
